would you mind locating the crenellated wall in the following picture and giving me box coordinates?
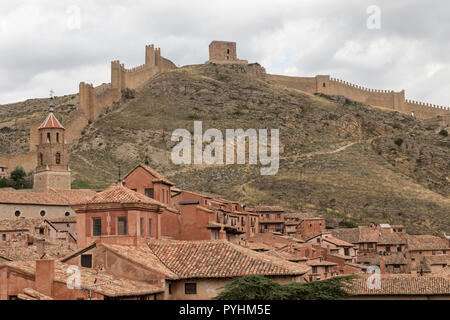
[80,44,176,122]
[269,74,450,125]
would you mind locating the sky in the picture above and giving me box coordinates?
[1,0,450,106]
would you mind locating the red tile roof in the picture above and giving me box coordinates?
[406,235,449,251]
[74,184,165,210]
[124,163,174,186]
[146,239,309,279]
[348,274,450,296]
[50,189,98,205]
[0,191,69,206]
[323,236,356,247]
[1,261,163,297]
[38,112,64,129]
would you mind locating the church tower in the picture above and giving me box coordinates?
[33,98,71,193]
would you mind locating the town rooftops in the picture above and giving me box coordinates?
[331,228,360,244]
[146,239,309,279]
[306,260,338,267]
[377,233,406,245]
[406,235,449,251]
[0,191,69,206]
[0,261,163,297]
[347,274,450,296]
[323,236,356,247]
[38,111,64,129]
[124,163,174,186]
[73,183,166,210]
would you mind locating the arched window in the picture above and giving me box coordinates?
[40,210,46,217]
[14,210,21,217]
[39,153,43,166]
[56,152,61,164]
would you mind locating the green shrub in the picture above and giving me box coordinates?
[439,129,448,137]
[394,138,403,146]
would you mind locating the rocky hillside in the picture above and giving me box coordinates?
[1,63,449,235]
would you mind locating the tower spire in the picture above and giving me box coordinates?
[49,89,55,113]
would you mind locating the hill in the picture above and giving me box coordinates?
[1,63,449,235]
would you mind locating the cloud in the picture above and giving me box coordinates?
[0,0,449,107]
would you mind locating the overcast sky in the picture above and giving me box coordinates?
[1,0,449,107]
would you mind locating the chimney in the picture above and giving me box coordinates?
[35,260,55,297]
[36,239,45,257]
[379,257,386,275]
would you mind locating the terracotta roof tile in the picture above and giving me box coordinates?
[2,261,163,297]
[0,191,69,206]
[348,274,450,296]
[406,235,449,251]
[38,112,64,129]
[331,228,360,244]
[146,239,309,279]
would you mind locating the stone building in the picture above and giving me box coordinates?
[207,41,248,64]
[33,100,71,193]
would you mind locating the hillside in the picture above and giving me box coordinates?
[1,63,449,235]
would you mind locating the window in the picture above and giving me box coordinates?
[81,254,92,268]
[275,224,281,232]
[145,188,155,199]
[56,132,59,143]
[39,228,44,235]
[386,246,391,252]
[93,218,102,236]
[323,82,326,88]
[118,217,127,235]
[39,153,43,166]
[55,152,61,164]
[47,132,51,143]
[227,49,230,54]
[65,212,70,217]
[368,243,374,249]
[266,214,270,219]
[398,246,402,252]
[140,218,144,236]
[14,210,21,217]
[162,190,165,203]
[148,219,152,236]
[40,210,46,217]
[2,234,5,241]
[168,284,172,295]
[312,266,318,274]
[276,214,281,219]
[344,248,350,256]
[185,283,197,295]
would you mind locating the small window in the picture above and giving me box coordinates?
[14,210,21,217]
[56,132,60,143]
[118,217,127,235]
[47,132,51,143]
[40,210,46,217]
[185,283,197,295]
[140,218,144,236]
[2,234,6,241]
[145,188,154,198]
[312,266,318,274]
[148,219,152,237]
[168,284,172,295]
[81,254,93,268]
[56,152,61,165]
[65,212,70,217]
[323,82,326,88]
[227,49,230,54]
[39,153,43,166]
[93,218,102,236]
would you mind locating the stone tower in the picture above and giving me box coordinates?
[33,99,71,193]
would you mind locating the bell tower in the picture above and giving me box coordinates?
[33,97,71,193]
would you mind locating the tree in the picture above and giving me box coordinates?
[214,275,355,300]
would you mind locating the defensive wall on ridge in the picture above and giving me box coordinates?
[268,74,450,125]
[79,44,176,122]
